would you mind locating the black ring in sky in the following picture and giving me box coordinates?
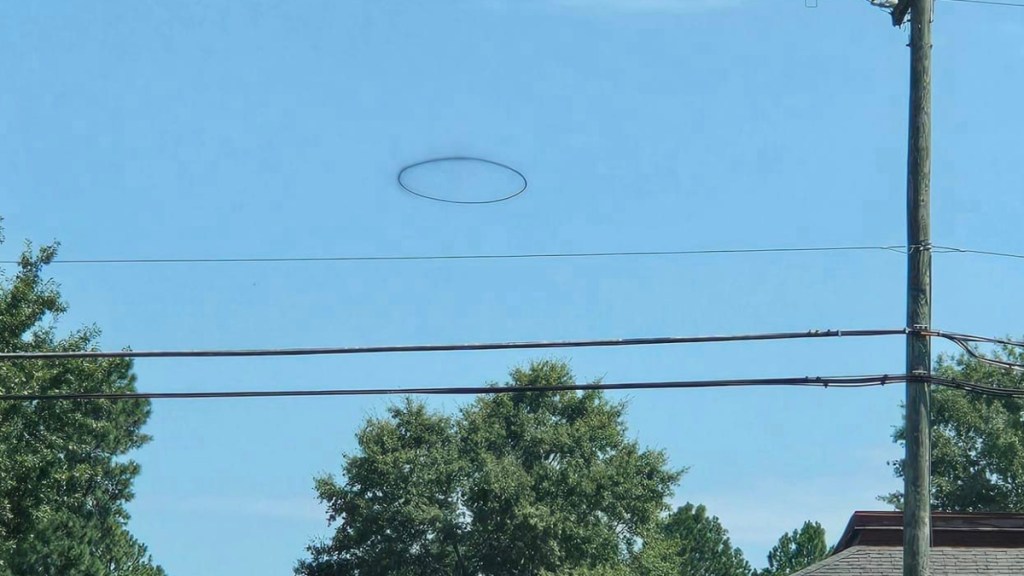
[397,156,528,205]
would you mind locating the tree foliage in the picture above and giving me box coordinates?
[296,360,684,576]
[647,504,752,576]
[883,345,1024,512]
[754,521,827,576]
[0,229,163,576]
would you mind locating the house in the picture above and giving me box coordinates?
[792,511,1024,575]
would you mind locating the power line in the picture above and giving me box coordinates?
[949,339,1024,372]
[934,246,1024,261]
[0,327,1015,367]
[933,376,1024,398]
[0,329,909,361]
[3,244,1022,268]
[3,328,1020,402]
[3,372,1022,402]
[0,374,907,401]
[932,330,1024,348]
[931,330,1024,372]
[939,0,1024,7]
[3,372,1023,402]
[0,245,911,266]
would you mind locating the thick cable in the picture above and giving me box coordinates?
[945,338,1024,372]
[0,329,909,361]
[929,330,1017,346]
[924,330,1024,372]
[932,376,1024,398]
[0,374,906,402]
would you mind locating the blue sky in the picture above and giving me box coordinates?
[2,0,1023,574]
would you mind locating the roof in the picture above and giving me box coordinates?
[791,511,1024,576]
[791,546,1024,576]
[834,511,1024,552]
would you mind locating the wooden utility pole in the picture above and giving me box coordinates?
[894,0,934,575]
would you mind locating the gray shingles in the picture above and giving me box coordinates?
[790,547,1024,575]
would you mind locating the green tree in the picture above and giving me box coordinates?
[882,345,1024,512]
[645,504,752,576]
[0,229,164,576]
[755,521,827,576]
[296,360,683,576]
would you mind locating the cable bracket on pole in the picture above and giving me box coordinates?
[892,0,912,25]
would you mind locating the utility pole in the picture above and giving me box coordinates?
[892,0,934,575]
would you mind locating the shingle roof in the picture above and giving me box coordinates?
[791,546,1024,576]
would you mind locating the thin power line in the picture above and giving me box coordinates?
[934,246,1024,260]
[939,0,1024,7]
[0,329,908,361]
[3,244,1022,267]
[0,374,906,401]
[0,245,910,266]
